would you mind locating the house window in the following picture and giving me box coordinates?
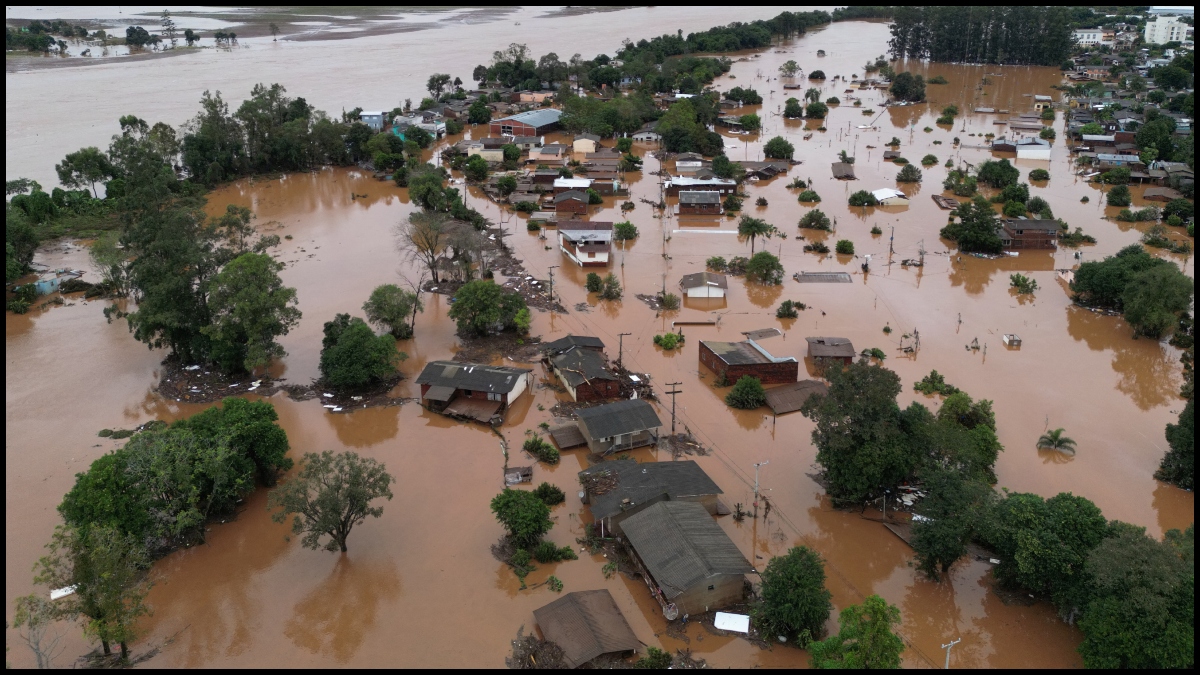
[708,584,715,590]
[488,392,501,401]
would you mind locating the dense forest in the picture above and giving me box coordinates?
[888,6,1075,66]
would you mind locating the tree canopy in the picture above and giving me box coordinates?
[448,280,527,337]
[318,314,401,389]
[808,595,905,669]
[753,546,832,644]
[268,450,395,553]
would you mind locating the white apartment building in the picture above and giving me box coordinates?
[1144,16,1187,44]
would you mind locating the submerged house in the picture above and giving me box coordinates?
[871,188,909,206]
[805,337,855,367]
[532,590,641,669]
[1015,137,1052,161]
[699,329,798,385]
[549,345,620,402]
[554,190,589,214]
[622,501,755,618]
[678,271,728,298]
[557,221,613,267]
[1000,218,1059,250]
[677,190,723,215]
[831,162,856,179]
[415,361,532,423]
[579,459,723,536]
[576,399,662,455]
[663,176,737,197]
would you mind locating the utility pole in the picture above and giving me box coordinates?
[665,382,682,435]
[753,461,769,519]
[889,225,895,255]
[941,638,961,669]
[617,332,632,370]
[547,265,558,307]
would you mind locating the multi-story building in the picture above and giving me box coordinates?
[1144,16,1187,44]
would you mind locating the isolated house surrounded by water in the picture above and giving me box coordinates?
[678,271,728,298]
[622,501,755,617]
[576,399,662,455]
[1000,218,1059,250]
[489,108,563,136]
[871,188,909,206]
[554,190,589,214]
[677,190,723,215]
[699,329,798,385]
[415,361,532,424]
[806,337,855,368]
[532,590,640,668]
[579,459,723,536]
[557,220,612,267]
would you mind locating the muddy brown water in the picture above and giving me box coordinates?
[6,15,1194,669]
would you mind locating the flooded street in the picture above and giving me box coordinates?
[6,11,1193,669]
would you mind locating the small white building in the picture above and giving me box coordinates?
[558,221,613,267]
[360,111,386,132]
[1144,15,1187,44]
[1015,138,1052,161]
[573,133,601,154]
[679,271,728,298]
[871,188,909,206]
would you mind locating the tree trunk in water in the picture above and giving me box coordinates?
[102,640,112,655]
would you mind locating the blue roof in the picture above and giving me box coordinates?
[495,108,562,128]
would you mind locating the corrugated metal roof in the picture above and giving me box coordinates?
[742,328,782,341]
[549,423,587,449]
[415,361,531,393]
[794,271,852,283]
[579,459,723,521]
[621,501,754,600]
[533,590,640,669]
[495,108,563,128]
[702,341,770,366]
[679,191,722,204]
[553,348,618,388]
[577,399,662,440]
[543,335,605,353]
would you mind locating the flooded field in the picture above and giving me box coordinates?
[6,12,1193,669]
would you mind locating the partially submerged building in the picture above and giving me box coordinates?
[663,176,737,197]
[549,344,620,402]
[805,337,855,367]
[573,133,601,154]
[677,190,723,215]
[557,221,612,266]
[576,399,662,455]
[622,501,755,618]
[764,380,829,416]
[579,459,723,536]
[532,590,640,669]
[831,162,856,179]
[490,108,563,136]
[678,271,728,298]
[871,188,909,206]
[1000,218,1060,250]
[698,329,798,385]
[554,190,589,214]
[415,361,532,423]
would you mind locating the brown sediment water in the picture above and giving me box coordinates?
[6,15,1193,670]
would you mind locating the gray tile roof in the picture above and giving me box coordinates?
[579,459,723,520]
[415,361,531,394]
[679,271,728,290]
[553,348,618,388]
[542,335,605,353]
[702,341,770,366]
[577,399,662,440]
[533,590,640,668]
[621,501,753,600]
[805,337,856,358]
[554,190,587,203]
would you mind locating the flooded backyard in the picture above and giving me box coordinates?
[5,10,1193,669]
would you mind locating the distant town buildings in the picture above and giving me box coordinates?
[1144,15,1187,44]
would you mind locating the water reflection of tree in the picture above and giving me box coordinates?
[284,556,402,662]
[745,281,784,308]
[947,251,1054,295]
[900,569,989,668]
[803,499,910,591]
[325,406,400,448]
[1065,306,1179,411]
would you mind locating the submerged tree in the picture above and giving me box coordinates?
[490,488,553,548]
[808,595,904,669]
[1036,428,1077,455]
[203,252,301,373]
[362,283,423,339]
[753,546,832,645]
[269,450,395,553]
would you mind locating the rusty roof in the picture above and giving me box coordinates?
[533,590,640,668]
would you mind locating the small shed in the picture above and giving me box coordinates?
[576,399,662,455]
[554,190,589,215]
[678,271,728,298]
[831,162,856,180]
[678,190,723,215]
[533,590,640,669]
[764,380,829,416]
[622,501,755,617]
[579,459,723,536]
[805,337,855,367]
[871,188,909,206]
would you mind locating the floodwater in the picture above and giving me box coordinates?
[6,12,1194,670]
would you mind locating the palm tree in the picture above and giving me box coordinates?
[1036,428,1077,455]
[804,87,821,104]
[737,216,774,254]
